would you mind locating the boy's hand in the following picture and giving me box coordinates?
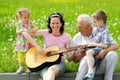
[87,42,96,47]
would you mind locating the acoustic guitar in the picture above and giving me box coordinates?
[26,45,87,72]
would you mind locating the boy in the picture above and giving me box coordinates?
[84,10,112,80]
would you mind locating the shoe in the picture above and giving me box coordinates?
[26,69,31,73]
[16,66,23,74]
[83,72,94,80]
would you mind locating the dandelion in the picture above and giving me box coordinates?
[8,38,13,42]
[115,18,118,21]
[65,22,70,26]
[113,22,117,26]
[118,37,120,40]
[3,47,7,51]
[43,16,47,20]
[75,13,78,16]
[96,3,99,6]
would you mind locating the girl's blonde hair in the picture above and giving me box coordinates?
[16,8,30,22]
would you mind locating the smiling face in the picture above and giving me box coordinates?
[92,10,107,28]
[20,13,30,24]
[92,18,104,28]
[77,19,92,36]
[50,17,62,32]
[47,13,64,34]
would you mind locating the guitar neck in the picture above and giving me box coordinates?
[51,45,86,56]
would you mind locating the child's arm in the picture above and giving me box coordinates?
[87,42,108,49]
[16,27,24,35]
[30,21,38,34]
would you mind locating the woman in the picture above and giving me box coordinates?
[22,12,73,80]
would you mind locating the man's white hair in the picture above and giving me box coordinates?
[77,14,92,26]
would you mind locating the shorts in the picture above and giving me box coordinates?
[92,47,103,70]
[93,47,103,56]
[39,62,66,77]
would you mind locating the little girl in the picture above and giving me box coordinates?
[15,8,37,74]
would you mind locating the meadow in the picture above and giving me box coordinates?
[0,0,120,73]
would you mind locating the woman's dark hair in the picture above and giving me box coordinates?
[47,12,64,33]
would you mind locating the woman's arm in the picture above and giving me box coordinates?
[66,43,74,61]
[33,30,45,36]
[22,31,44,54]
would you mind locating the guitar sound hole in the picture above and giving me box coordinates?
[46,52,52,57]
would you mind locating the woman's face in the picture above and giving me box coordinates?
[50,17,62,31]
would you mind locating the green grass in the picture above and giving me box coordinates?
[0,0,120,72]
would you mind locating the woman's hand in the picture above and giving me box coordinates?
[35,46,45,55]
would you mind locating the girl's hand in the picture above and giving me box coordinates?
[31,27,38,33]
[16,29,24,35]
[23,29,29,33]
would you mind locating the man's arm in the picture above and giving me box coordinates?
[73,52,85,63]
[72,48,86,63]
[96,44,119,59]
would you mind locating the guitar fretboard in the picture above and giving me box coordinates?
[49,45,87,56]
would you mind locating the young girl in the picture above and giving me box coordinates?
[15,8,37,74]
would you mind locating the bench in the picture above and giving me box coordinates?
[0,72,120,80]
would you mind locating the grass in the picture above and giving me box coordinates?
[0,0,120,72]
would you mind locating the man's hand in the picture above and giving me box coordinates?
[76,47,84,54]
[95,50,107,59]
[73,47,85,63]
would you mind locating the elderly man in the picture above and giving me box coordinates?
[72,14,118,80]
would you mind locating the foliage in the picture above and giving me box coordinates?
[0,0,120,72]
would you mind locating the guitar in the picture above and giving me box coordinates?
[26,45,87,72]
